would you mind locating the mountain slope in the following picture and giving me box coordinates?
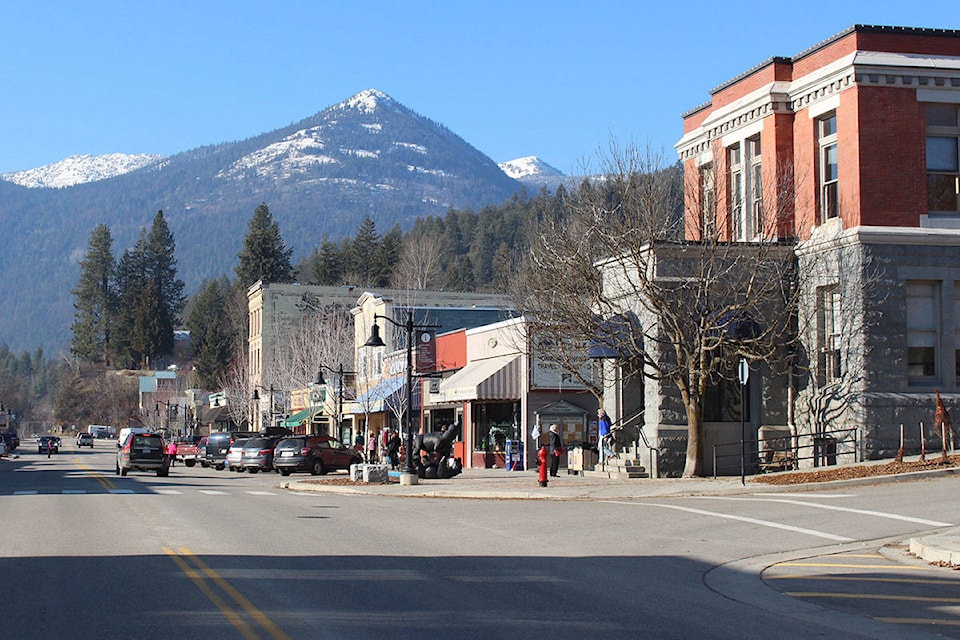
[1,153,164,188]
[0,89,523,351]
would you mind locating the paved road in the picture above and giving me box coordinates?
[0,442,956,639]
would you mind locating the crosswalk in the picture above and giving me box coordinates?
[8,488,280,496]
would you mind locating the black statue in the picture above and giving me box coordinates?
[413,421,463,479]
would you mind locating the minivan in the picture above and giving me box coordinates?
[206,431,256,470]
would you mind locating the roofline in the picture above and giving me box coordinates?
[682,25,960,120]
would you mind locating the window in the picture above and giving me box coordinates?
[700,163,716,239]
[727,137,762,241]
[818,114,838,221]
[820,287,842,382]
[906,281,938,382]
[926,104,960,213]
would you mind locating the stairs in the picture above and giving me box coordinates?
[581,457,649,479]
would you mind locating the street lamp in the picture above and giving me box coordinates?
[250,385,276,434]
[316,364,356,438]
[363,310,439,483]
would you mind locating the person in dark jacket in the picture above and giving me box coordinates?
[548,424,563,477]
[386,430,401,470]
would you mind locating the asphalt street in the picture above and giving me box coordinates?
[1,442,957,639]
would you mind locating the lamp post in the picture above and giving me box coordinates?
[250,385,276,434]
[363,310,439,484]
[317,363,356,439]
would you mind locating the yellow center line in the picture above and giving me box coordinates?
[768,574,960,586]
[163,547,260,640]
[877,617,960,627]
[786,592,960,604]
[177,547,293,640]
[777,562,940,571]
[71,457,118,491]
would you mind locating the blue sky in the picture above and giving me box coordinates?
[2,1,959,176]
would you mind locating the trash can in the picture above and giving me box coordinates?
[505,439,524,471]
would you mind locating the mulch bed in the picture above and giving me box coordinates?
[753,454,960,485]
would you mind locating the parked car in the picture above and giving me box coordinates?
[273,435,362,476]
[38,435,60,454]
[225,438,251,472]
[240,437,283,473]
[77,432,94,448]
[116,432,169,477]
[206,431,256,470]
[197,436,209,468]
[1,431,19,452]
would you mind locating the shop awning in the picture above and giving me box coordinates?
[284,408,321,427]
[430,355,521,403]
[349,376,405,413]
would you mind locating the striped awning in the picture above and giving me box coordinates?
[430,356,521,403]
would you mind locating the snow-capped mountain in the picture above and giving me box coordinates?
[1,153,164,188]
[499,156,569,191]
[0,88,524,351]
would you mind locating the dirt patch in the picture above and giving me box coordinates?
[753,455,959,485]
[301,476,396,486]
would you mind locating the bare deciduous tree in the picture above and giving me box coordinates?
[510,142,801,477]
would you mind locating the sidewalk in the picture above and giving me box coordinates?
[280,463,960,568]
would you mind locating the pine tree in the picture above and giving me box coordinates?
[349,215,380,286]
[186,280,233,390]
[235,203,294,290]
[70,224,117,365]
[142,211,185,357]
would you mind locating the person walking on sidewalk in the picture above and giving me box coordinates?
[597,408,612,466]
[548,424,563,477]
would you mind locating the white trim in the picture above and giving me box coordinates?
[807,94,840,119]
[918,89,960,104]
[722,120,763,147]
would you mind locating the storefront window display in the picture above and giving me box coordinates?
[472,402,519,453]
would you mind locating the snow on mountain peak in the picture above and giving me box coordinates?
[337,89,393,114]
[1,153,163,188]
[499,156,563,180]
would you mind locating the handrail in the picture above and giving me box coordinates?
[712,426,860,479]
[605,407,660,477]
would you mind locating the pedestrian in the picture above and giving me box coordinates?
[167,440,177,467]
[367,432,377,463]
[387,430,401,470]
[548,424,563,477]
[597,408,612,466]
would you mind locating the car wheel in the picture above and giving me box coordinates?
[115,462,120,475]
[185,460,196,467]
[279,468,291,476]
[310,459,325,476]
[120,467,128,477]
[157,468,169,477]
[247,468,258,474]
[215,464,224,471]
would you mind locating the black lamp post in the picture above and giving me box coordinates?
[250,385,275,433]
[317,363,356,438]
[363,310,438,479]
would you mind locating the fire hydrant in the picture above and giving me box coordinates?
[537,445,549,487]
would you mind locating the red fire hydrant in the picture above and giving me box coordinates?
[537,445,549,487]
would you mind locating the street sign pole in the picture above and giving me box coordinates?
[738,358,749,486]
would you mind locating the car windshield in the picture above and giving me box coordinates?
[244,438,273,449]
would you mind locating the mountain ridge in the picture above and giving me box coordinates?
[0,89,564,352]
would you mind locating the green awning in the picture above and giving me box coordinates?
[284,408,320,427]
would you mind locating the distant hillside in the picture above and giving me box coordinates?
[0,89,525,352]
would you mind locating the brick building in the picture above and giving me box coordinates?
[676,25,960,469]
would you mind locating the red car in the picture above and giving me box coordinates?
[273,435,362,476]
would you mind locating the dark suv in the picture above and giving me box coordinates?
[1,431,19,452]
[273,435,362,476]
[116,432,169,477]
[206,431,256,470]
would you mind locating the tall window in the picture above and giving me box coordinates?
[727,137,763,241]
[818,113,839,221]
[926,104,960,213]
[907,281,938,383]
[700,163,716,239]
[820,286,842,383]
[748,136,762,238]
[728,145,743,239]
